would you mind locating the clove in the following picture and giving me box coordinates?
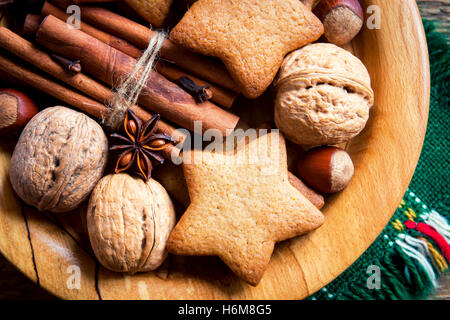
[50,53,81,75]
[177,76,213,103]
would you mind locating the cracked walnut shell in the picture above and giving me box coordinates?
[87,173,176,274]
[274,43,374,146]
[9,106,108,213]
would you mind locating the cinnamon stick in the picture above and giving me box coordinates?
[40,2,238,108]
[36,15,239,136]
[0,27,185,156]
[50,0,240,93]
[0,52,108,119]
[41,2,142,58]
[0,52,180,159]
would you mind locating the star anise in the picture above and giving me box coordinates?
[110,109,174,181]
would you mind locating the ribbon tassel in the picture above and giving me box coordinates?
[404,221,450,262]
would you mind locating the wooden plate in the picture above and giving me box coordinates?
[0,0,429,299]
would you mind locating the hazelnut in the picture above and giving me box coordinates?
[314,0,364,46]
[0,88,39,134]
[9,106,108,212]
[274,43,374,146]
[87,173,176,274]
[295,146,354,194]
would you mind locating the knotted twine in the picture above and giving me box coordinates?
[106,31,166,130]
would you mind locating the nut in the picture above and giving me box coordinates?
[295,146,354,194]
[87,173,176,274]
[274,43,374,146]
[9,106,108,212]
[0,88,39,134]
[314,0,364,46]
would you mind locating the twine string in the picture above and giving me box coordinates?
[107,31,166,129]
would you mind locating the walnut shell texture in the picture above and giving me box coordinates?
[275,43,374,146]
[87,173,176,274]
[9,106,108,213]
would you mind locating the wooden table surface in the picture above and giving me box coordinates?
[0,0,448,300]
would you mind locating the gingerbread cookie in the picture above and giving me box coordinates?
[167,132,324,285]
[125,0,173,27]
[169,0,324,98]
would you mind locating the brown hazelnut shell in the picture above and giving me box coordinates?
[314,0,364,46]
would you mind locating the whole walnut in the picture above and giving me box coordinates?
[9,106,108,212]
[87,173,176,274]
[274,43,374,146]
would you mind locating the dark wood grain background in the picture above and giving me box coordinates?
[0,0,448,300]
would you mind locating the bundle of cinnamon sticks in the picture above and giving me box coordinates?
[0,0,326,216]
[0,0,244,158]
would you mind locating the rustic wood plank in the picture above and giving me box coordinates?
[23,203,100,300]
[434,273,450,300]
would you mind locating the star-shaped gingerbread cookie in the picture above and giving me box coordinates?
[167,132,324,285]
[169,0,324,99]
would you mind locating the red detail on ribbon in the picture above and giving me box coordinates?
[404,221,450,262]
